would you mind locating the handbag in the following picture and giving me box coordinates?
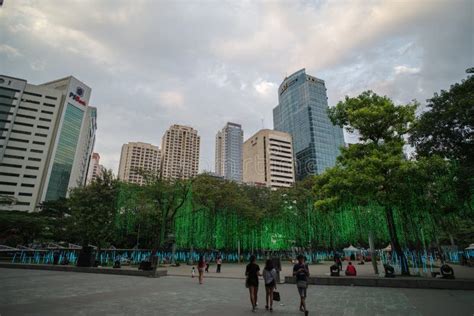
[273,291,281,301]
[297,280,308,289]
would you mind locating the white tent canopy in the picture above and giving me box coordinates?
[343,245,360,253]
[465,243,474,250]
[46,243,65,249]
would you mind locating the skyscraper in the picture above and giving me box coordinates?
[161,124,200,179]
[118,142,160,185]
[86,152,105,184]
[215,122,243,182]
[0,74,96,212]
[40,76,97,201]
[242,129,295,188]
[273,69,344,179]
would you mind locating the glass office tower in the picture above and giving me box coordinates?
[273,69,344,180]
[45,103,84,201]
[215,122,243,182]
[41,76,96,201]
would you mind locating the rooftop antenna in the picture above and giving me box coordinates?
[261,118,265,129]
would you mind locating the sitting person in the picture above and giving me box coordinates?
[440,264,455,279]
[384,264,395,278]
[330,264,340,276]
[345,262,357,276]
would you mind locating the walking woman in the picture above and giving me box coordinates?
[293,254,310,314]
[245,255,260,312]
[197,255,206,284]
[263,259,277,312]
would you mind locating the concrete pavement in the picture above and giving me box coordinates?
[167,261,474,280]
[1,268,473,315]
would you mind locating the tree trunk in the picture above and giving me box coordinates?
[189,244,194,265]
[435,235,445,265]
[368,230,378,275]
[159,218,166,248]
[150,216,167,269]
[385,207,410,275]
[434,219,446,265]
[449,234,455,247]
[238,240,241,263]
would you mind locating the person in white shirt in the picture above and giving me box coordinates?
[216,256,222,273]
[263,259,278,311]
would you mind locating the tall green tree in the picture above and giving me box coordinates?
[39,198,71,242]
[192,174,258,249]
[315,91,416,275]
[410,75,474,206]
[141,172,193,253]
[68,169,119,249]
[0,211,48,246]
[281,177,316,247]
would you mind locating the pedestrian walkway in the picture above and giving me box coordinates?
[2,268,473,315]
[167,261,474,280]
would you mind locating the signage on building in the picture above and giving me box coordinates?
[279,78,298,96]
[69,86,87,106]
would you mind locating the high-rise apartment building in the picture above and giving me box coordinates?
[161,124,200,180]
[273,69,344,180]
[0,75,96,212]
[86,152,104,184]
[118,142,160,185]
[242,129,295,188]
[215,122,243,182]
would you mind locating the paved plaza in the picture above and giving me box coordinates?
[166,261,474,280]
[1,268,473,316]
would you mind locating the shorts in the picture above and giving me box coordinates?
[246,278,259,288]
[265,280,276,288]
[198,268,204,273]
[297,286,307,298]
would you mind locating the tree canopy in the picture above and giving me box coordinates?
[410,75,474,204]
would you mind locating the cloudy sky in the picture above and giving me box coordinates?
[1,0,472,172]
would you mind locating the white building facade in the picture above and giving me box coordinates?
[118,142,161,185]
[243,129,295,188]
[161,124,200,180]
[86,152,104,184]
[0,75,97,212]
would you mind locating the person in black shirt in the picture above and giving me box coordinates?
[293,254,309,314]
[245,255,260,312]
[334,251,342,270]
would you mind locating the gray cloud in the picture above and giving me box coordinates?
[1,0,472,171]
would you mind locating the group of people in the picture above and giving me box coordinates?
[334,252,358,276]
[246,254,309,314]
[191,252,363,313]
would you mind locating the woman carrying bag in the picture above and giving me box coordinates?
[263,259,279,311]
